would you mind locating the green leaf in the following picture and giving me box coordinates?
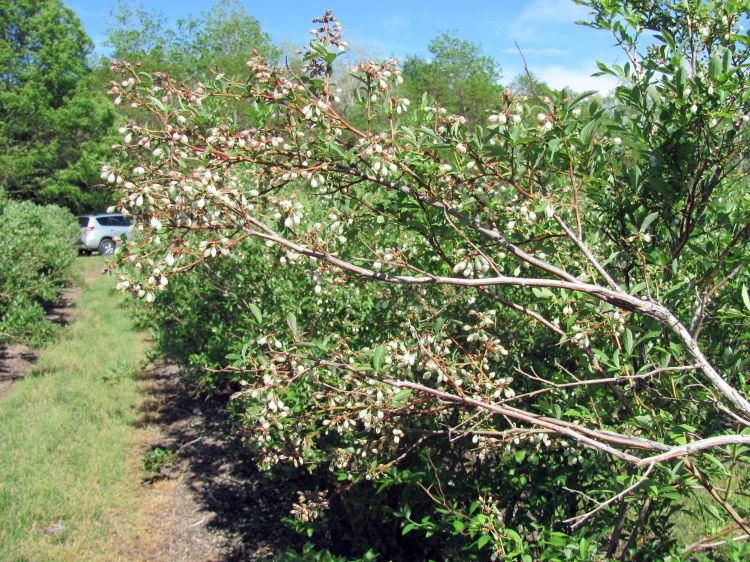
[601,251,621,267]
[742,285,750,312]
[531,287,555,299]
[241,340,253,360]
[476,534,491,549]
[675,59,686,90]
[709,52,722,81]
[325,141,345,157]
[287,312,298,336]
[706,504,722,521]
[623,329,634,354]
[309,40,329,58]
[723,49,732,74]
[149,96,167,113]
[568,90,597,109]
[248,303,263,325]
[595,61,615,76]
[392,388,412,404]
[630,281,647,295]
[640,211,659,232]
[402,522,417,535]
[579,537,590,558]
[452,520,465,533]
[579,119,599,149]
[704,453,729,474]
[372,344,385,371]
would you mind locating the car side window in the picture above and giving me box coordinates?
[96,216,111,226]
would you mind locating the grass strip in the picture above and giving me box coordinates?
[0,257,148,561]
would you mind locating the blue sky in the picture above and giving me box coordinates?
[65,0,624,92]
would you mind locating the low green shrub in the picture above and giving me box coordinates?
[276,543,376,562]
[0,198,79,346]
[142,447,175,475]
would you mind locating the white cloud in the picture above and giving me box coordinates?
[510,0,588,43]
[536,65,619,93]
[513,0,588,28]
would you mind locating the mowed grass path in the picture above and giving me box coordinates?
[0,258,149,561]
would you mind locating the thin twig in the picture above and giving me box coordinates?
[564,463,654,529]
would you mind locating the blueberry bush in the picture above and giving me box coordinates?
[109,2,750,559]
[0,198,79,346]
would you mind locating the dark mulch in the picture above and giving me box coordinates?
[132,363,307,561]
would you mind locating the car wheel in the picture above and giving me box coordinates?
[98,238,116,255]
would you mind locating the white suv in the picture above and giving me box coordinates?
[76,214,133,255]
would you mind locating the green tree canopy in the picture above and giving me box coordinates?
[0,0,91,105]
[401,31,501,122]
[186,0,280,76]
[106,0,281,79]
[0,0,115,212]
[508,70,555,98]
[105,1,172,68]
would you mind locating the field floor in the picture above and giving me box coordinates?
[121,362,302,561]
[0,258,300,561]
